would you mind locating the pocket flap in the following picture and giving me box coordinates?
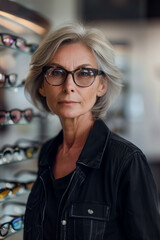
[70,203,109,221]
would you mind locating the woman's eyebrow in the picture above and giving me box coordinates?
[49,63,93,69]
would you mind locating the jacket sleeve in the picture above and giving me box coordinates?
[117,151,160,240]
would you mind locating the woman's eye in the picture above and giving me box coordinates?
[79,69,94,77]
[49,69,64,77]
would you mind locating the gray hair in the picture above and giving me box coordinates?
[25,23,122,119]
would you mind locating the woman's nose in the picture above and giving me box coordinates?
[62,73,75,93]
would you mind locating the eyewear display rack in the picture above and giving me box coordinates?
[0,1,50,239]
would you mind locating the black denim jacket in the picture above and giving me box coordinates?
[24,119,160,240]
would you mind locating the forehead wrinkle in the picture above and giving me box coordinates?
[49,42,98,70]
[49,62,94,70]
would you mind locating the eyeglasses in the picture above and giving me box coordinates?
[0,184,21,200]
[0,109,33,125]
[0,146,22,165]
[15,138,41,159]
[0,33,38,53]
[0,73,17,88]
[0,144,40,165]
[42,66,104,88]
[0,180,35,200]
[0,214,24,237]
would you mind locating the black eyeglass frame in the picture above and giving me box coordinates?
[42,66,104,88]
[0,214,24,237]
[0,73,18,87]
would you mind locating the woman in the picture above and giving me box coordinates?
[24,23,160,240]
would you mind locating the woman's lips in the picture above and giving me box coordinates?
[58,101,79,105]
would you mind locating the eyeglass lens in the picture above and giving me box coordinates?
[12,217,23,230]
[24,109,33,122]
[0,111,7,124]
[0,189,10,199]
[0,223,9,236]
[10,110,21,123]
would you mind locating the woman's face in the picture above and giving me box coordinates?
[39,42,107,120]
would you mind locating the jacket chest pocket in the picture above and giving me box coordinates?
[68,203,110,240]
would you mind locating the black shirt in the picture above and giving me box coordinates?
[43,169,73,240]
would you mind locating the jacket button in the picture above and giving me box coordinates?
[88,209,94,214]
[61,220,67,225]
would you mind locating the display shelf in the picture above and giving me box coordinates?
[0,44,36,55]
[0,85,24,90]
[0,122,32,127]
[0,118,44,126]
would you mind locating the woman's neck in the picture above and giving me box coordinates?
[60,114,94,154]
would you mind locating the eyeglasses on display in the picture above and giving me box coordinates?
[42,66,104,88]
[0,214,24,237]
[0,146,21,165]
[0,108,33,125]
[0,73,17,88]
[15,139,41,157]
[0,144,40,165]
[0,73,25,88]
[0,180,35,200]
[0,33,38,53]
[0,184,21,200]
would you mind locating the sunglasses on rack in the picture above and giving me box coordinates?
[15,139,41,157]
[0,146,40,165]
[0,184,21,200]
[0,109,33,125]
[0,214,24,237]
[0,33,38,53]
[0,73,17,87]
[0,180,35,200]
[0,146,22,165]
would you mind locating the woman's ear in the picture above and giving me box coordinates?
[39,84,46,97]
[97,79,107,97]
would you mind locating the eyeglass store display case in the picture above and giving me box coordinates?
[0,1,50,239]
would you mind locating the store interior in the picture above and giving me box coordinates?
[0,0,160,239]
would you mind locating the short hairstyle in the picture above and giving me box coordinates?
[25,23,122,119]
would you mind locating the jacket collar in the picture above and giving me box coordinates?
[77,119,110,168]
[39,119,110,169]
